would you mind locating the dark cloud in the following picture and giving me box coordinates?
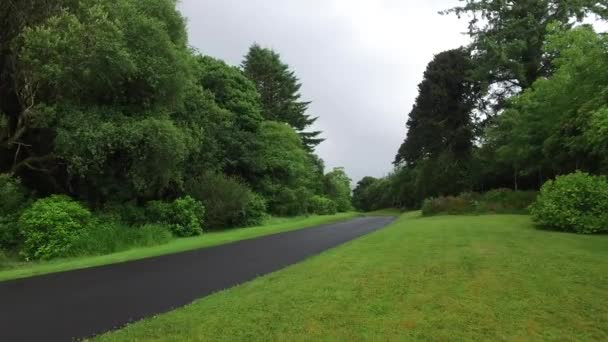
[179,0,469,182]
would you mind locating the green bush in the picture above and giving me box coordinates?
[185,173,267,229]
[71,222,172,256]
[19,195,92,260]
[242,192,268,226]
[308,195,338,215]
[271,187,312,216]
[0,218,21,250]
[531,171,608,234]
[146,196,204,237]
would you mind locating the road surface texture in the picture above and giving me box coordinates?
[0,216,394,341]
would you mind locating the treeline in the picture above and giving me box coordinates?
[354,0,608,212]
[0,0,352,260]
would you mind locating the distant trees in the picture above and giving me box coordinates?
[242,44,324,151]
[356,1,608,212]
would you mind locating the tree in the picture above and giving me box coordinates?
[323,167,353,212]
[0,0,197,202]
[395,49,477,167]
[443,0,608,112]
[482,25,608,187]
[251,121,318,215]
[194,55,264,181]
[352,176,378,211]
[242,44,323,151]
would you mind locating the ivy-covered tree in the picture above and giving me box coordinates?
[242,44,323,151]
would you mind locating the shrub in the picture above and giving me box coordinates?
[271,187,313,216]
[19,195,92,260]
[477,188,537,213]
[242,192,268,226]
[146,196,204,237]
[531,171,608,233]
[308,195,338,215]
[421,189,537,216]
[0,218,21,250]
[71,221,172,256]
[185,173,267,229]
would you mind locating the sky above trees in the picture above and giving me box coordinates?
[178,0,470,182]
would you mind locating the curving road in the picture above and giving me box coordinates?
[0,216,394,342]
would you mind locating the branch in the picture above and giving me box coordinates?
[11,153,55,175]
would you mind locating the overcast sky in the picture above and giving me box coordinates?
[178,0,470,183]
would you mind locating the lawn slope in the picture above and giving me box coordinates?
[0,212,359,282]
[96,213,608,341]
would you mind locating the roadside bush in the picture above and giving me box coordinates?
[19,195,92,260]
[146,196,204,237]
[71,222,172,256]
[242,192,268,226]
[308,195,338,215]
[531,171,608,234]
[271,187,312,216]
[185,173,267,230]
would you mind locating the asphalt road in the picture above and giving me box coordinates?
[0,216,395,342]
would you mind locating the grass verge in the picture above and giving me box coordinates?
[0,212,360,282]
[95,212,608,341]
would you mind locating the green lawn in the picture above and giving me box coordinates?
[0,212,359,282]
[95,212,608,341]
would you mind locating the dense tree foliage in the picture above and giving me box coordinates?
[323,167,353,212]
[0,0,353,259]
[480,25,608,189]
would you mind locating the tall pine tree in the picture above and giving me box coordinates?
[242,44,323,151]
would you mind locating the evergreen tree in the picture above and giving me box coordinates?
[242,44,323,151]
[395,49,477,167]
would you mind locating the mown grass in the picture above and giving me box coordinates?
[0,212,360,282]
[95,213,608,341]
